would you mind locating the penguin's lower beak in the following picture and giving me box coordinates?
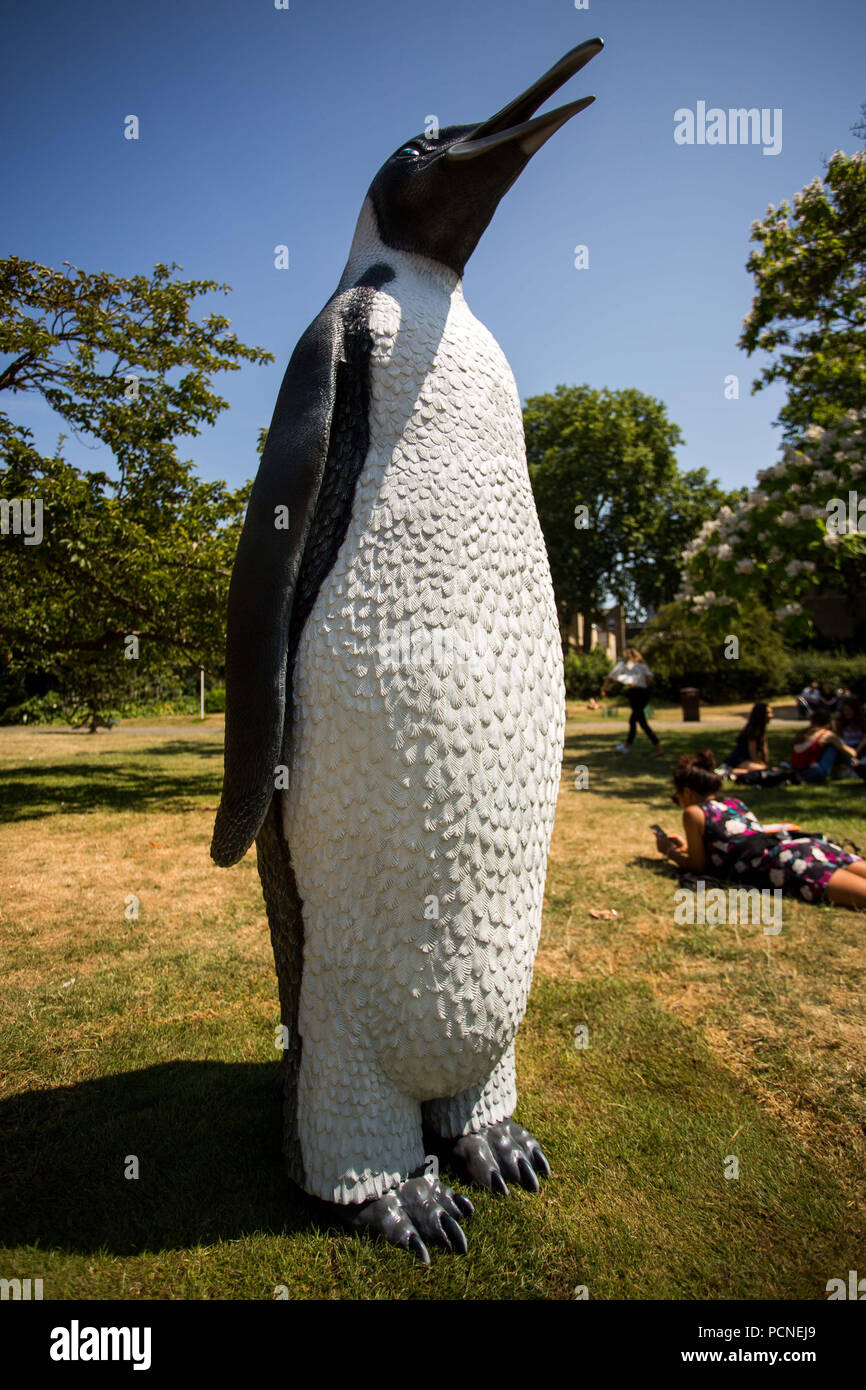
[447,37,603,161]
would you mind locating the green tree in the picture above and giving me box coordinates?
[739,150,866,438]
[524,384,738,648]
[0,257,271,728]
[640,599,790,702]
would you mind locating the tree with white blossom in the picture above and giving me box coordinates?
[677,410,866,640]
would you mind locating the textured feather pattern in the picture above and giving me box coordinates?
[283,204,565,1204]
[257,271,388,1188]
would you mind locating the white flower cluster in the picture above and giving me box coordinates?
[756,461,788,482]
[679,407,866,620]
[691,591,735,611]
[681,514,721,564]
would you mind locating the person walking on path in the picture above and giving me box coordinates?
[601,646,664,756]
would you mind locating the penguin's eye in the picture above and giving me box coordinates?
[399,146,422,159]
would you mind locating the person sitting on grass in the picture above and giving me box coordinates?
[791,709,859,784]
[817,682,838,714]
[600,646,664,757]
[720,701,773,779]
[797,679,821,718]
[652,750,866,908]
[834,696,866,759]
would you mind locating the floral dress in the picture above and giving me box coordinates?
[701,797,861,902]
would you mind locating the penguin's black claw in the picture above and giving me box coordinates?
[350,1190,431,1263]
[452,1133,509,1194]
[527,1138,551,1179]
[407,1229,431,1263]
[451,1189,476,1220]
[413,1174,474,1223]
[350,1176,472,1260]
[397,1176,472,1254]
[453,1119,551,1196]
[515,1153,540,1194]
[440,1212,469,1254]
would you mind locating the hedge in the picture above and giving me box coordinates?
[563,648,612,698]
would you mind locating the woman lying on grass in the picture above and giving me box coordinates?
[652,750,866,909]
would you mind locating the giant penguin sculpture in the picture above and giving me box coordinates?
[212,37,604,1260]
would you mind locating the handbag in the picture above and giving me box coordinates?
[734,767,790,789]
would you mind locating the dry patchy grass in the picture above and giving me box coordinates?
[0,711,863,1299]
[542,707,866,1197]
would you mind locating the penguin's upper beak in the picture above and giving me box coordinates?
[447,37,603,161]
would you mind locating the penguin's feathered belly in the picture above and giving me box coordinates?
[283,274,564,1102]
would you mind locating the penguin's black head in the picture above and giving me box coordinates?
[367,38,603,278]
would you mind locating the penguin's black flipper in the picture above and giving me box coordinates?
[212,265,394,1189]
[211,305,345,868]
[212,264,394,870]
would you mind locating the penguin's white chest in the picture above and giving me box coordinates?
[284,270,564,1099]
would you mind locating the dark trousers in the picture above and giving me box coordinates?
[627,688,659,746]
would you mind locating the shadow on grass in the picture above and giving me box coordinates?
[1,746,224,823]
[563,730,866,821]
[0,1061,329,1255]
[627,854,678,881]
[563,734,677,807]
[121,740,223,759]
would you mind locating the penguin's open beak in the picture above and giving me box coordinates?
[447,37,603,161]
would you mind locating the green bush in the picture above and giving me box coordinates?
[0,676,226,725]
[1,692,70,725]
[640,601,791,702]
[563,647,612,699]
[204,685,226,714]
[121,697,200,719]
[786,651,866,701]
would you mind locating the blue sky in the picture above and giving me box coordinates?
[3,0,864,495]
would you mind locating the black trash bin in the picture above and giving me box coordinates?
[681,687,700,722]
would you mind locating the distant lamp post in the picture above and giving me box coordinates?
[200,667,205,720]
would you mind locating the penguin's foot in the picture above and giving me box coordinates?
[452,1119,551,1196]
[350,1176,474,1264]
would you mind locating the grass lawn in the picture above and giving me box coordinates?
[0,706,863,1300]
